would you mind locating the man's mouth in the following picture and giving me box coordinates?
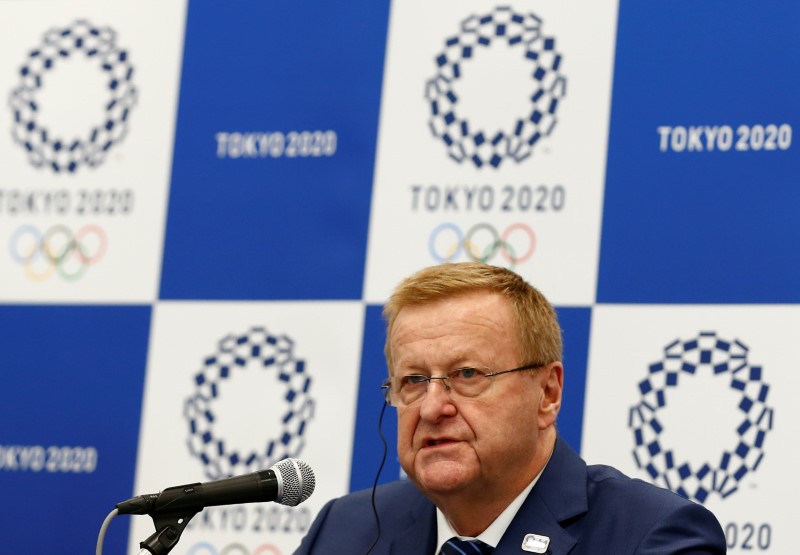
[425,438,457,447]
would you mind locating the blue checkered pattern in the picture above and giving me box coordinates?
[1,1,797,554]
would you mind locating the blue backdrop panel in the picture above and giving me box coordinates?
[597,0,800,303]
[553,307,592,453]
[350,304,396,492]
[0,305,151,555]
[349,305,592,493]
[160,1,391,300]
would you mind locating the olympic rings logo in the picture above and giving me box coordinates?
[9,224,107,281]
[186,542,282,555]
[429,222,536,268]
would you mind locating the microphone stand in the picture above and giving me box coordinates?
[136,509,200,555]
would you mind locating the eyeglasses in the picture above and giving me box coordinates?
[380,363,545,407]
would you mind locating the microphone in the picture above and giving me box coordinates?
[116,458,315,516]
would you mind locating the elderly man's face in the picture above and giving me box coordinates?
[389,290,558,504]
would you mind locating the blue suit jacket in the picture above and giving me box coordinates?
[294,438,726,554]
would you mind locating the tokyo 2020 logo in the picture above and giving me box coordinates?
[9,20,137,173]
[426,6,566,168]
[628,331,773,504]
[184,327,315,480]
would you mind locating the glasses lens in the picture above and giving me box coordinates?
[396,375,428,405]
[449,367,491,398]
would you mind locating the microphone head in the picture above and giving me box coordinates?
[272,458,315,506]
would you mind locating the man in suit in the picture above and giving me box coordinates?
[295,263,726,554]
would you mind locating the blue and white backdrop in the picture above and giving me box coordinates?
[0,1,797,553]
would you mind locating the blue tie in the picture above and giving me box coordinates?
[440,537,494,555]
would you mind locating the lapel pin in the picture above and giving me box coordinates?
[521,533,550,554]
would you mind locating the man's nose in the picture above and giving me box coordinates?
[419,378,457,420]
[428,377,451,393]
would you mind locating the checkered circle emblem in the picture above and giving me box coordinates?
[184,327,315,479]
[628,331,773,503]
[425,6,566,169]
[8,19,137,173]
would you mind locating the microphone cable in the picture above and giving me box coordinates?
[364,399,389,555]
[96,508,118,555]
[97,508,150,555]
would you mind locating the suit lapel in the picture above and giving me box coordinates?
[387,488,437,555]
[494,493,576,555]
[495,438,588,555]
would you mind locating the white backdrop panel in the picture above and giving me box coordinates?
[582,305,797,553]
[0,0,185,303]
[364,0,618,305]
[130,301,365,555]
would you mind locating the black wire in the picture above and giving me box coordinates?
[364,400,389,555]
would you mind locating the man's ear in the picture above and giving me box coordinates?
[538,362,563,429]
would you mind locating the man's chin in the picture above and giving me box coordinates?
[413,460,475,495]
